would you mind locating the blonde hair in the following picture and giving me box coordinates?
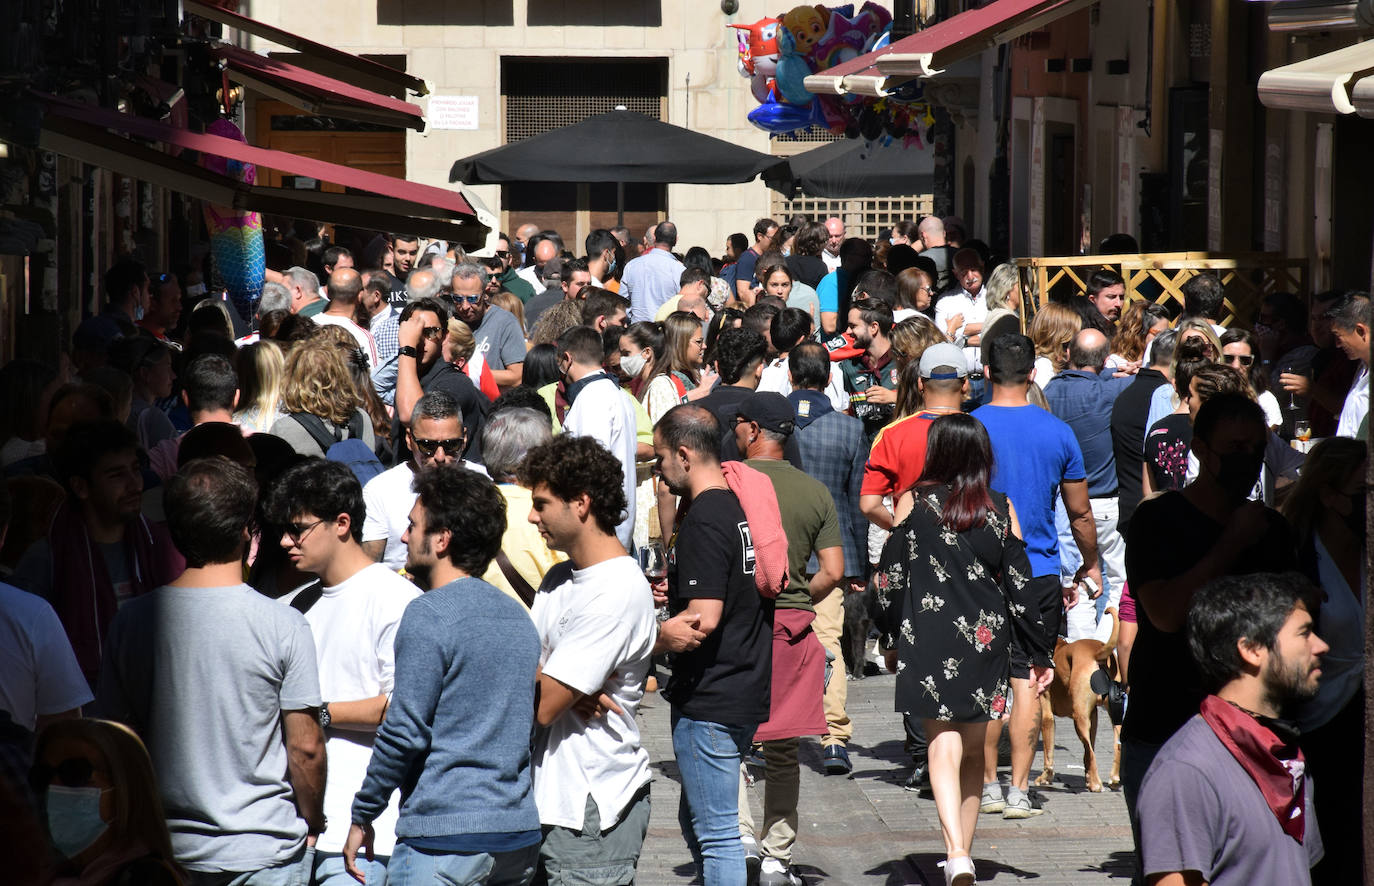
[1028,303,1082,370]
[233,340,285,421]
[528,299,584,346]
[1177,317,1222,361]
[446,318,476,362]
[983,263,1021,312]
[281,343,360,426]
[490,291,526,332]
[890,314,947,374]
[36,719,183,883]
[663,311,705,384]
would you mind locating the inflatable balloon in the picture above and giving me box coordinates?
[730,17,782,105]
[201,119,266,324]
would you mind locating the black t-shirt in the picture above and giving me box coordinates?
[1142,413,1193,494]
[1110,368,1169,531]
[663,488,773,725]
[1123,492,1296,745]
[785,254,827,290]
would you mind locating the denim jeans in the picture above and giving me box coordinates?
[314,850,389,886]
[386,842,537,886]
[671,711,754,886]
[184,845,313,886]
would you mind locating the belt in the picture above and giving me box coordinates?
[967,370,984,380]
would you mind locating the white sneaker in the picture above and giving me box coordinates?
[759,856,804,886]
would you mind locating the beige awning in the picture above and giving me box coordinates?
[1257,39,1374,116]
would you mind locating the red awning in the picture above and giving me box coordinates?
[184,0,427,99]
[32,92,485,246]
[213,44,425,131]
[806,0,1093,97]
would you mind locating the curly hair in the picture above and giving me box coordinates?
[309,326,390,442]
[519,435,628,536]
[527,298,584,346]
[890,314,947,375]
[1111,301,1170,364]
[281,342,361,427]
[411,462,506,576]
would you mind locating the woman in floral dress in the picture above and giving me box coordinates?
[875,414,1052,885]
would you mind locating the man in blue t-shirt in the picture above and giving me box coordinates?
[971,334,1101,820]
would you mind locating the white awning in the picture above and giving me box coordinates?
[1257,39,1374,116]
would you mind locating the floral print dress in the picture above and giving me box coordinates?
[874,485,1050,722]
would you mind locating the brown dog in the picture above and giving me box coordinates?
[1033,608,1122,793]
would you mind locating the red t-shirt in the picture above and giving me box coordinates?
[861,411,939,498]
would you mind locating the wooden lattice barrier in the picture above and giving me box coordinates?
[1015,253,1309,328]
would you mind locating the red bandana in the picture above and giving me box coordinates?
[1198,695,1307,843]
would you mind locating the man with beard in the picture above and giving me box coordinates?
[1077,270,1126,338]
[390,234,421,279]
[1138,572,1326,886]
[838,298,898,442]
[344,463,542,884]
[1122,394,1297,871]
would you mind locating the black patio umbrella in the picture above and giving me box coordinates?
[777,137,935,199]
[449,108,791,223]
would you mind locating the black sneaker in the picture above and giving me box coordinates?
[822,745,852,775]
[902,762,928,792]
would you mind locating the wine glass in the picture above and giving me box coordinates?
[638,541,667,581]
[1294,420,1312,451]
[1280,362,1309,411]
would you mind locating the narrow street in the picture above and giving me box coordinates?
[636,671,1134,884]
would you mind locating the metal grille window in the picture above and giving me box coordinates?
[502,58,666,141]
[769,195,935,243]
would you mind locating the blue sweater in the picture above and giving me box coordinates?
[352,577,540,839]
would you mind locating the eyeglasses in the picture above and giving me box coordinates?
[413,437,464,456]
[452,294,484,305]
[1223,353,1255,367]
[284,518,327,543]
[495,250,510,258]
[421,326,444,341]
[29,758,96,791]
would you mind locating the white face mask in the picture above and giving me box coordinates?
[620,351,649,377]
[185,283,207,297]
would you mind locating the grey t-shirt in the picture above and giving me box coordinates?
[472,305,526,371]
[1138,714,1322,886]
[95,584,321,873]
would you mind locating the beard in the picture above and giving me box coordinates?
[1263,653,1321,708]
[405,535,435,590]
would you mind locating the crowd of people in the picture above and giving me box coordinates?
[0,213,1367,886]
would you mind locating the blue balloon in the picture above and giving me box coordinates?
[747,98,825,135]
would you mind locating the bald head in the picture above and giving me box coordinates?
[326,268,363,306]
[917,216,946,248]
[406,268,441,301]
[1069,328,1111,372]
[515,223,539,244]
[824,217,845,253]
[533,239,559,265]
[678,291,708,321]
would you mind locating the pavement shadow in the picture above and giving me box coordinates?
[1079,849,1137,879]
[909,852,1041,882]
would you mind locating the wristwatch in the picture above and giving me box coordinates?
[317,702,331,729]
[398,345,418,359]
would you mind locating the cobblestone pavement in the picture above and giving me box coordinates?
[636,670,1135,885]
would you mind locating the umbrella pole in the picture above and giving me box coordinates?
[617,181,624,227]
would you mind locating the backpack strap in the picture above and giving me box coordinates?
[289,579,325,615]
[345,410,366,441]
[494,551,537,608]
[290,413,343,452]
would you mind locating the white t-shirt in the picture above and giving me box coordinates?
[1033,355,1055,390]
[757,356,850,413]
[281,563,419,854]
[362,461,488,570]
[530,557,656,830]
[314,313,379,369]
[934,290,988,372]
[563,376,638,550]
[0,583,92,730]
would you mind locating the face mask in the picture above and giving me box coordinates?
[185,283,207,297]
[781,247,791,257]
[1212,451,1263,501]
[889,238,899,246]
[133,302,145,321]
[620,352,648,377]
[46,786,109,858]
[607,257,618,275]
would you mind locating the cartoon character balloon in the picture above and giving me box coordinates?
[200,119,266,323]
[732,3,902,138]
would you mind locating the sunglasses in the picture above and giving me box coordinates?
[421,326,444,341]
[1223,353,1254,367]
[414,437,464,456]
[284,518,326,543]
[495,250,510,258]
[30,758,97,791]
[452,294,484,304]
